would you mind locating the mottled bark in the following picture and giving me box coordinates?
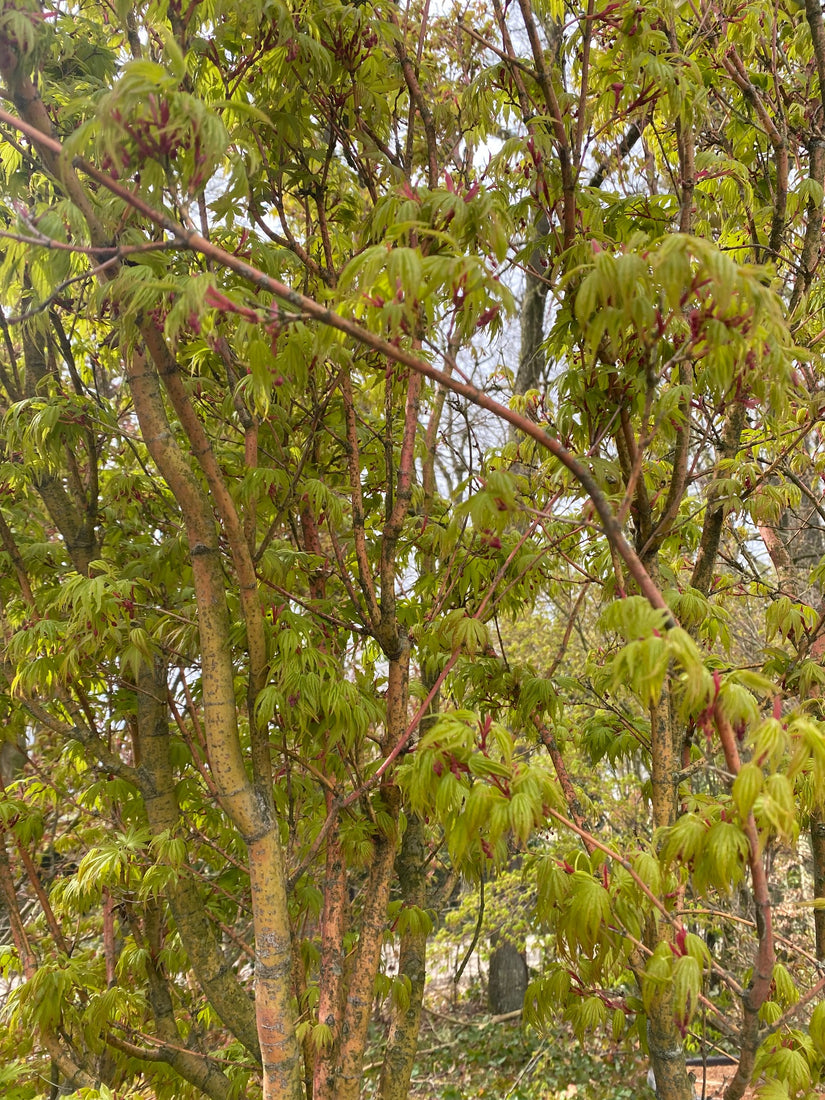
[647,1003,695,1100]
[312,823,348,1100]
[647,693,694,1100]
[135,658,261,1061]
[691,402,747,597]
[378,812,428,1100]
[514,259,549,398]
[335,784,401,1100]
[650,695,679,834]
[126,346,301,1100]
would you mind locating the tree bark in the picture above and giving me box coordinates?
[125,344,302,1100]
[378,812,429,1100]
[514,221,550,399]
[812,814,825,960]
[135,657,261,1060]
[647,693,694,1100]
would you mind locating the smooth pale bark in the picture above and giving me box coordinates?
[514,248,549,398]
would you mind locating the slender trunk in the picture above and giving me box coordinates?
[650,695,678,836]
[691,403,746,597]
[378,812,428,1100]
[647,694,693,1100]
[313,823,348,1100]
[715,707,775,1100]
[139,900,235,1100]
[811,815,825,959]
[334,783,401,1100]
[513,218,550,401]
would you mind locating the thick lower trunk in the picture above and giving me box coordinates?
[249,828,304,1100]
[135,658,262,1059]
[647,998,696,1100]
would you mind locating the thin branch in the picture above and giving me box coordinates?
[389,11,439,188]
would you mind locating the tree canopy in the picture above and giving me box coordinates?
[1,1,825,1099]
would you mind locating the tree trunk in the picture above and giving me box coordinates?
[812,814,825,960]
[379,812,429,1100]
[135,657,262,1060]
[487,940,528,1015]
[647,694,694,1100]
[514,262,549,398]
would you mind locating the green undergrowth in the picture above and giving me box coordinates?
[368,1009,651,1100]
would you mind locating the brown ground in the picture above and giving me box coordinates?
[690,1064,756,1100]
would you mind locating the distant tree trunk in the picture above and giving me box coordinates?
[513,216,550,401]
[812,814,825,959]
[487,940,528,1014]
[757,481,825,960]
[0,741,25,785]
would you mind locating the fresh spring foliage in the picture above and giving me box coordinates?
[0,1,824,1099]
